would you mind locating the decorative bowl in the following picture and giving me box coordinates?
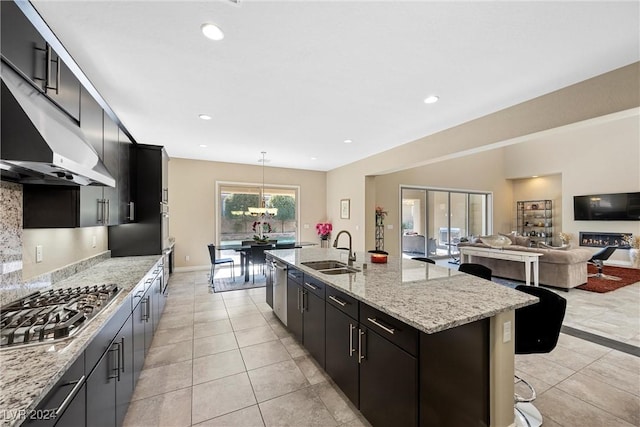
[371,253,388,263]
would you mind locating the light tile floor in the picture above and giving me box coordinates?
[123,269,640,427]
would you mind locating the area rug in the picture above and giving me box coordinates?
[576,265,640,293]
[212,276,266,293]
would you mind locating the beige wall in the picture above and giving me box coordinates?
[169,158,326,269]
[23,226,109,279]
[504,112,640,264]
[372,149,512,256]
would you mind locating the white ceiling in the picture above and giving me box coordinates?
[31,1,639,171]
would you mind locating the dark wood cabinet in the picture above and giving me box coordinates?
[359,326,418,427]
[24,354,85,427]
[286,278,303,343]
[302,285,325,368]
[131,284,146,386]
[265,255,274,308]
[325,303,359,406]
[0,1,80,120]
[114,315,134,427]
[108,144,169,257]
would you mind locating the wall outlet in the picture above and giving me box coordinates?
[185,255,190,261]
[387,224,393,229]
[92,235,97,248]
[36,245,43,263]
[503,321,512,343]
[355,225,359,231]
[303,224,310,229]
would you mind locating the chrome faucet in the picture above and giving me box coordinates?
[333,230,356,266]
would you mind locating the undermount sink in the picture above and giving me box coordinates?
[302,260,348,270]
[320,267,360,275]
[301,260,360,275]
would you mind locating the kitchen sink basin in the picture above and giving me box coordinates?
[301,260,360,275]
[320,267,360,275]
[301,260,348,270]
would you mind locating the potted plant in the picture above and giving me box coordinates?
[622,234,640,269]
[252,220,272,244]
[316,222,332,247]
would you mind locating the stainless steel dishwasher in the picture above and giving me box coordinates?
[272,259,288,325]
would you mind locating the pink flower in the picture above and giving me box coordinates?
[315,222,332,239]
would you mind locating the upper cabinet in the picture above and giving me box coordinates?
[1,1,80,120]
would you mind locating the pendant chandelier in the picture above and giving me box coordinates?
[247,151,278,216]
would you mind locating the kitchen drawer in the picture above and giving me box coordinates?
[325,286,358,320]
[302,275,325,298]
[85,300,131,373]
[360,303,419,357]
[287,267,303,284]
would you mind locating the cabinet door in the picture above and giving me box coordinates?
[302,290,325,368]
[47,54,80,120]
[0,1,47,91]
[115,315,134,427]
[142,291,154,354]
[24,354,85,427]
[118,129,133,223]
[265,260,274,308]
[286,280,303,342]
[325,304,359,406]
[86,345,117,427]
[359,328,418,427]
[103,111,120,225]
[132,290,146,386]
[79,87,104,226]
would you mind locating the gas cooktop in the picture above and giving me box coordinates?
[0,284,120,349]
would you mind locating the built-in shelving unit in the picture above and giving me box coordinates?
[517,200,552,246]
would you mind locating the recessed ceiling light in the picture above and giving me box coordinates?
[201,23,224,41]
[343,139,353,144]
[198,114,212,120]
[424,95,439,104]
[532,175,539,178]
[199,144,208,148]
[311,157,317,160]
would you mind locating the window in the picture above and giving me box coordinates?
[218,183,298,244]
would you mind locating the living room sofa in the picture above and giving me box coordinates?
[457,241,593,290]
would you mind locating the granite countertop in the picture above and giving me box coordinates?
[0,255,162,427]
[267,247,537,334]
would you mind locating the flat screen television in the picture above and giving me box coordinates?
[573,192,640,221]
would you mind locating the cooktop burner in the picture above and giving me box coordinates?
[0,284,120,349]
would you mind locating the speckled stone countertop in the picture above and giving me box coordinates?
[0,255,162,427]
[268,248,538,334]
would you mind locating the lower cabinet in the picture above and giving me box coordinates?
[325,303,359,405]
[24,354,86,427]
[286,278,303,342]
[86,314,133,427]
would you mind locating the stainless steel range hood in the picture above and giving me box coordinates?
[1,62,115,187]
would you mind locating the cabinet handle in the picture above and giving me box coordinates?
[301,290,307,313]
[358,329,366,364]
[97,199,104,224]
[304,282,318,290]
[349,323,356,357]
[366,317,395,335]
[120,337,125,374]
[328,295,347,307]
[54,375,85,417]
[105,199,110,224]
[108,342,120,380]
[128,201,135,221]
[296,288,300,311]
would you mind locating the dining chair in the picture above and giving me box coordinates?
[275,242,296,249]
[413,257,436,264]
[458,263,492,280]
[249,243,271,283]
[207,244,234,285]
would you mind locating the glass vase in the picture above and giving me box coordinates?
[321,238,329,248]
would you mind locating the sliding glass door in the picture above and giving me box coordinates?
[401,187,490,259]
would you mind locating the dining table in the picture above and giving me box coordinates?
[218,241,317,282]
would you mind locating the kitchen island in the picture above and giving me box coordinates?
[267,247,538,427]
[0,255,163,427]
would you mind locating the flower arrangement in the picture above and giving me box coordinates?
[558,232,573,244]
[375,206,387,219]
[252,220,272,242]
[622,234,640,249]
[316,222,332,240]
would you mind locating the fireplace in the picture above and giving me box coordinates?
[579,232,631,249]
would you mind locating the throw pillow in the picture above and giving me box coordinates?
[514,236,531,247]
[499,232,517,245]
